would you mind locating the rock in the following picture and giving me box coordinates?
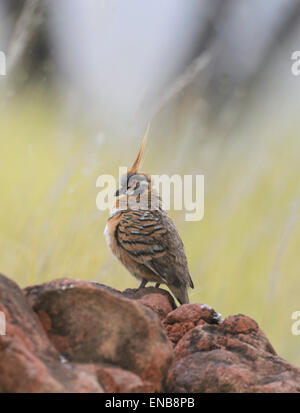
[96,365,154,393]
[2,272,300,393]
[163,303,222,345]
[173,313,276,361]
[122,286,176,320]
[167,312,300,393]
[24,278,173,392]
[0,274,103,392]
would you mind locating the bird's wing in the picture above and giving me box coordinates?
[116,209,193,288]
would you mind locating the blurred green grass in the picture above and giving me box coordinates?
[1,93,300,367]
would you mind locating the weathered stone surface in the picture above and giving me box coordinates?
[173,313,276,361]
[24,278,173,391]
[1,273,300,393]
[163,303,222,345]
[122,286,176,320]
[0,274,103,393]
[167,312,300,393]
[96,365,154,393]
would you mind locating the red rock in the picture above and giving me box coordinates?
[2,272,300,393]
[167,313,300,393]
[122,286,176,320]
[222,314,259,334]
[96,365,154,393]
[163,303,222,345]
[173,314,276,361]
[24,278,173,392]
[0,274,103,393]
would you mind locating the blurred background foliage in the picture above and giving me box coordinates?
[1,0,300,367]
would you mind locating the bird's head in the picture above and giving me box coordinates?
[114,125,160,211]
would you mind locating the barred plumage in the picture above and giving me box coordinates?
[104,128,194,304]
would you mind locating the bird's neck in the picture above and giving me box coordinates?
[111,188,162,216]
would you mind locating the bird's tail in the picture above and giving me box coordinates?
[169,284,190,305]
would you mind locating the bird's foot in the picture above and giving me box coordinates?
[138,279,148,289]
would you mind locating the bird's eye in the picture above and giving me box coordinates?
[126,174,148,195]
[132,181,140,190]
[127,175,137,188]
[126,180,139,192]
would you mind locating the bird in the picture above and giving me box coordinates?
[104,127,194,304]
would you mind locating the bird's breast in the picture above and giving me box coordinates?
[103,223,111,248]
[104,215,122,258]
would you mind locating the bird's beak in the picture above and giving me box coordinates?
[115,187,126,197]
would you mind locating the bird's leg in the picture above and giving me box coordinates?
[155,282,160,288]
[138,279,148,289]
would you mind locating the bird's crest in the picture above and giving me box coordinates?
[128,123,150,174]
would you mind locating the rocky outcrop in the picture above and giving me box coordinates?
[166,310,300,392]
[0,273,300,393]
[122,286,176,320]
[0,275,172,392]
[0,275,103,392]
[163,303,222,346]
[24,278,173,392]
